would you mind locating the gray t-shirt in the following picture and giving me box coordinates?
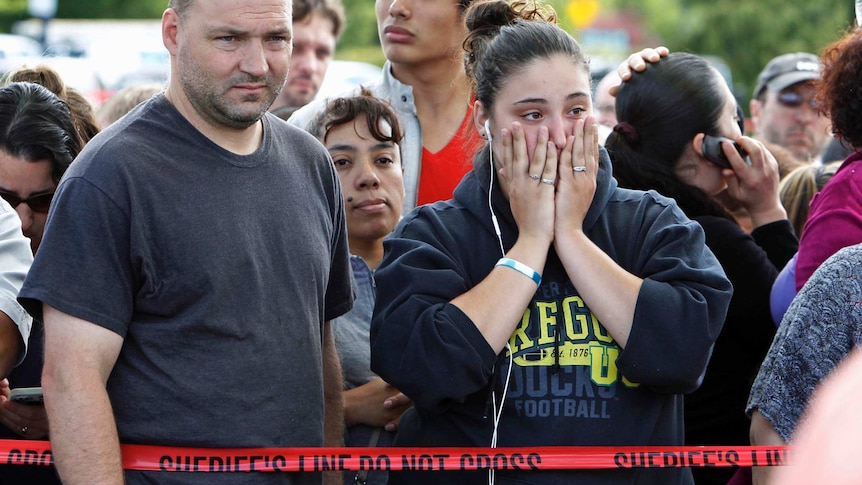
[20,95,353,484]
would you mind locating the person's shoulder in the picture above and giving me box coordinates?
[691,213,739,230]
[610,185,674,206]
[689,216,749,250]
[392,199,468,238]
[810,243,862,281]
[266,115,336,176]
[819,152,862,194]
[64,97,193,179]
[107,92,169,130]
[267,114,330,154]
[835,242,862,259]
[607,186,693,225]
[837,155,862,186]
[268,113,321,143]
[783,245,862,338]
[80,95,167,152]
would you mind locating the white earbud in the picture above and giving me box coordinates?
[485,119,492,142]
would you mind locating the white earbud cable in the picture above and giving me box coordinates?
[486,119,511,485]
[486,120,505,256]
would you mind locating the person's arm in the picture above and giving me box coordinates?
[750,409,785,485]
[0,313,22,379]
[609,46,670,96]
[322,320,343,485]
[0,203,33,378]
[41,304,124,485]
[343,377,411,430]
[555,117,642,347]
[451,121,555,352]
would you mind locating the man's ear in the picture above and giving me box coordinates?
[749,98,763,129]
[162,8,181,56]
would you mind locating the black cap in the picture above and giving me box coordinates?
[753,52,820,99]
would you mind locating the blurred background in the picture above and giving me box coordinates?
[0,0,855,116]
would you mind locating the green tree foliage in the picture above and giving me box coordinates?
[0,0,32,32]
[0,0,165,31]
[340,0,381,63]
[57,0,166,19]
[5,0,853,98]
[0,0,26,15]
[609,0,854,105]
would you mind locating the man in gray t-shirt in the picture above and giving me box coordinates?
[18,1,353,484]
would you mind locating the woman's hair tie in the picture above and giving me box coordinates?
[613,122,640,147]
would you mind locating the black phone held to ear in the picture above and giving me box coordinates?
[702,135,750,168]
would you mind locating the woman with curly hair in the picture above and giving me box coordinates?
[792,29,862,292]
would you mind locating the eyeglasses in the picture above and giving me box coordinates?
[0,190,54,213]
[776,91,820,110]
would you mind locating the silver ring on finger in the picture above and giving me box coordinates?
[529,174,540,180]
[573,165,587,172]
[541,178,555,185]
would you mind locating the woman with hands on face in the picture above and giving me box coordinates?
[606,52,798,485]
[368,2,732,484]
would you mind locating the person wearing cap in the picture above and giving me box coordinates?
[750,52,831,165]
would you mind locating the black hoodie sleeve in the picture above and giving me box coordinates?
[617,204,733,394]
[370,208,501,413]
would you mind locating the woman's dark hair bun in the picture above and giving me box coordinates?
[463,0,557,83]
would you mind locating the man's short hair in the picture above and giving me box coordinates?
[753,52,820,100]
[294,0,346,39]
[168,0,192,17]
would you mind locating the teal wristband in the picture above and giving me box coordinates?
[496,258,541,285]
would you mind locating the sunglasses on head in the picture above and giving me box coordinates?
[0,190,54,213]
[776,91,820,110]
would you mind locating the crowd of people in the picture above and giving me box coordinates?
[0,0,858,484]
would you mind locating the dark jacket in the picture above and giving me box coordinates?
[686,216,797,485]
